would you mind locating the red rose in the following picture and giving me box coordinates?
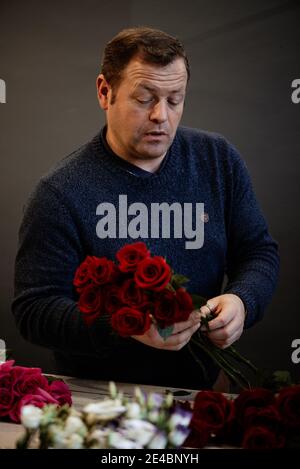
[11,366,49,398]
[78,284,104,326]
[183,426,210,449]
[49,380,72,406]
[175,288,194,321]
[234,388,275,425]
[73,256,94,292]
[242,425,285,449]
[9,387,59,423]
[111,307,151,336]
[104,285,123,314]
[0,360,15,374]
[134,256,171,291]
[243,405,282,431]
[141,301,156,317]
[0,388,15,417]
[119,278,147,308]
[192,391,234,436]
[276,385,300,430]
[88,256,117,285]
[153,289,180,328]
[116,242,150,272]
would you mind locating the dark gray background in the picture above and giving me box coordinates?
[1,0,299,380]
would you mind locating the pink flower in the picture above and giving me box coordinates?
[8,387,59,423]
[0,388,15,417]
[11,366,49,398]
[49,380,72,406]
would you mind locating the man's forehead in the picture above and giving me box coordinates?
[123,57,187,87]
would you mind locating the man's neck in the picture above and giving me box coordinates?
[105,130,165,173]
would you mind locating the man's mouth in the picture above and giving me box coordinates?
[145,131,167,136]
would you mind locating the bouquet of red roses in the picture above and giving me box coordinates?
[74,242,257,389]
[0,360,72,423]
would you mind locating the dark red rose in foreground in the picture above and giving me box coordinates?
[88,256,117,285]
[243,405,282,431]
[242,425,285,449]
[116,242,150,272]
[78,284,104,325]
[153,289,180,328]
[183,426,210,448]
[111,307,151,336]
[277,385,300,430]
[73,256,94,292]
[49,380,72,406]
[0,388,15,417]
[119,278,147,308]
[105,285,122,314]
[234,388,275,425]
[9,387,59,423]
[134,256,171,291]
[192,391,234,436]
[175,288,194,321]
[11,366,49,398]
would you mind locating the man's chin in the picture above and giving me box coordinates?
[136,143,170,160]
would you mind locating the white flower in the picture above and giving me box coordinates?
[83,399,126,421]
[147,430,168,449]
[147,409,160,423]
[64,416,86,437]
[20,405,43,429]
[121,419,156,446]
[48,424,67,448]
[147,393,164,409]
[109,431,142,449]
[66,433,84,449]
[168,409,192,430]
[88,428,108,448]
[168,426,190,447]
[125,402,142,419]
[109,381,117,399]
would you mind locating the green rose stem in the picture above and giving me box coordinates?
[16,429,34,449]
[220,345,258,374]
[187,342,209,382]
[190,334,251,390]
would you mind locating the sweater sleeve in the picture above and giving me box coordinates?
[223,144,280,328]
[12,179,124,357]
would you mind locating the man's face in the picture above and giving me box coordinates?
[98,56,188,163]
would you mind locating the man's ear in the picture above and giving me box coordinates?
[96,74,111,110]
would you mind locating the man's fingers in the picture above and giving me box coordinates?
[172,311,201,334]
[165,322,200,348]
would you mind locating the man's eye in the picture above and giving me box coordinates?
[137,98,152,104]
[168,99,181,106]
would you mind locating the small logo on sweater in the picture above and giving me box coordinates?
[96,195,205,250]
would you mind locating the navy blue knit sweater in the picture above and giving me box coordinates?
[12,126,279,388]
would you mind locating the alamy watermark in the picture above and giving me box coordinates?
[0,78,6,103]
[291,79,300,104]
[96,195,205,250]
[291,338,300,364]
[0,339,6,363]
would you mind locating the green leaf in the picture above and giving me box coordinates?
[171,274,189,290]
[46,375,64,384]
[190,294,207,309]
[157,325,174,340]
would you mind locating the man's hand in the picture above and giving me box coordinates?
[131,311,201,351]
[199,293,246,349]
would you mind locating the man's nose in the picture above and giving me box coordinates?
[149,100,168,123]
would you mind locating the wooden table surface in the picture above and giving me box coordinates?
[0,375,200,449]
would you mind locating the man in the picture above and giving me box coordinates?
[12,27,279,389]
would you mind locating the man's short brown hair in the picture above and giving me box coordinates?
[101,27,190,89]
